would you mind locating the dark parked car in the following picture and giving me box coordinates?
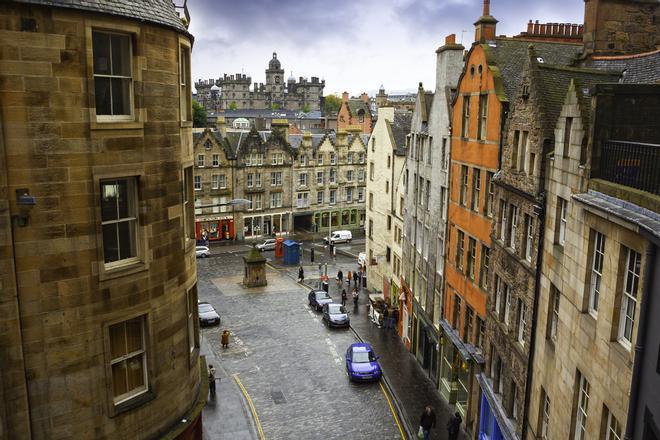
[198,302,221,326]
[345,343,382,382]
[322,303,350,328]
[308,289,333,311]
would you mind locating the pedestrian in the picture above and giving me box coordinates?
[383,306,390,329]
[221,330,230,349]
[208,364,216,396]
[341,289,347,306]
[347,270,352,286]
[447,411,462,440]
[310,247,315,263]
[298,265,304,283]
[392,308,399,329]
[419,406,437,440]
[353,271,358,288]
[337,270,343,282]
[353,290,359,307]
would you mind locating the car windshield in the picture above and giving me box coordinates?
[352,350,376,363]
[328,304,346,314]
[198,304,214,313]
[315,292,330,300]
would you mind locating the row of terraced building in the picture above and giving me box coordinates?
[365,0,660,439]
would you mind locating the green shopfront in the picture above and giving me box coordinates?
[312,208,365,232]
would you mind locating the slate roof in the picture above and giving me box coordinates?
[485,38,583,101]
[388,111,412,155]
[583,50,660,84]
[535,64,620,131]
[574,190,660,244]
[347,99,371,118]
[13,0,189,34]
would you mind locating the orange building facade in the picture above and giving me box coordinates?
[337,92,373,134]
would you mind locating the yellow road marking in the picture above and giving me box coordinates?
[379,381,406,439]
[233,373,266,440]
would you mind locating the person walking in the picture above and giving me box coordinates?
[337,270,343,283]
[353,290,359,307]
[392,308,399,330]
[382,306,390,329]
[298,265,305,283]
[341,289,347,306]
[419,406,437,440]
[347,270,352,287]
[446,411,462,440]
[208,364,217,397]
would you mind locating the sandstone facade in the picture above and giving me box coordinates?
[0,2,202,438]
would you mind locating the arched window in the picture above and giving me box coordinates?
[357,109,365,123]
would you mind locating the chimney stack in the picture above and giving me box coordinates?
[216,115,226,137]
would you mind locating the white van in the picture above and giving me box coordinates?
[324,230,352,244]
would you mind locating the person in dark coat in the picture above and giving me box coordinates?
[446,411,462,440]
[298,265,304,283]
[419,406,437,440]
[208,364,216,397]
[341,289,347,306]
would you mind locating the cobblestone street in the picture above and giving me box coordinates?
[197,248,402,439]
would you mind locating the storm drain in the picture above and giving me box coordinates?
[271,390,286,404]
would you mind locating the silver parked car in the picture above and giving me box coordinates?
[198,302,221,326]
[196,246,210,258]
[256,239,277,251]
[322,303,350,328]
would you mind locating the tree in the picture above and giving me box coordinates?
[271,103,281,110]
[192,100,207,127]
[323,95,341,115]
[229,101,238,110]
[302,103,310,113]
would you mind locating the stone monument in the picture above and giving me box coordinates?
[243,243,267,287]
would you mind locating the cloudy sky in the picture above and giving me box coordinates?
[188,0,582,96]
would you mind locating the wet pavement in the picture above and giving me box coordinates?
[197,252,402,439]
[198,246,465,440]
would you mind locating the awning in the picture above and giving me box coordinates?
[476,373,518,440]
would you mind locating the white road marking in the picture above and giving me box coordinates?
[325,337,342,365]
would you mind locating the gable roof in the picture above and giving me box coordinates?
[347,99,371,119]
[534,64,621,131]
[583,49,660,84]
[483,38,583,102]
[14,0,189,34]
[388,111,412,155]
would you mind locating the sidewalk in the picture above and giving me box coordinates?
[201,336,259,440]
[290,259,467,440]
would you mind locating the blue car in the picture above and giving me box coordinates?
[345,343,382,382]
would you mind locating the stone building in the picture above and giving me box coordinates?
[375,86,416,112]
[526,82,659,440]
[0,1,204,439]
[400,34,465,394]
[582,0,660,57]
[191,122,368,241]
[365,107,411,312]
[337,92,374,134]
[194,52,325,112]
[479,49,619,439]
[443,2,583,435]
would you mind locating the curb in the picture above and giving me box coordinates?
[348,325,415,440]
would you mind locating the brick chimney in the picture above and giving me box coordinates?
[342,91,349,103]
[360,92,370,104]
[474,0,498,43]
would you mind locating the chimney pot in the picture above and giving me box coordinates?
[445,33,456,45]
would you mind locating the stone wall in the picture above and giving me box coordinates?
[583,0,660,56]
[0,3,200,439]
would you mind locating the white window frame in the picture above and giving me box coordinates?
[517,299,527,346]
[330,153,336,165]
[618,247,641,346]
[211,174,219,189]
[317,191,324,205]
[509,204,519,251]
[316,171,324,185]
[524,214,533,262]
[109,315,148,405]
[329,189,336,204]
[606,410,622,440]
[557,197,567,246]
[574,374,590,440]
[197,154,205,167]
[212,154,219,167]
[588,231,605,315]
[100,177,139,266]
[299,172,308,187]
[541,392,550,440]
[92,30,134,121]
[495,275,503,319]
[504,283,511,327]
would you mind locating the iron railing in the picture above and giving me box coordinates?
[594,140,660,195]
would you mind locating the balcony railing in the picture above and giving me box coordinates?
[593,140,660,195]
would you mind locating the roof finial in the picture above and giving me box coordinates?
[483,0,490,16]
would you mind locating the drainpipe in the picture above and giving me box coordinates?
[522,194,545,440]
[624,241,656,440]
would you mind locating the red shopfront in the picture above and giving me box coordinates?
[196,217,235,241]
